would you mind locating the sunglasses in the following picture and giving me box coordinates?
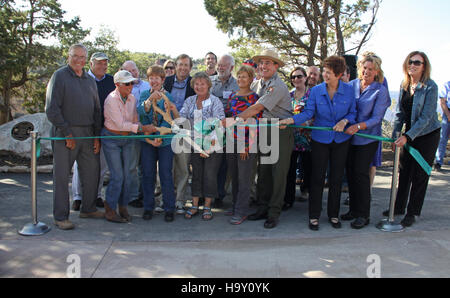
[123,82,135,86]
[165,66,175,70]
[408,60,424,66]
[291,74,305,80]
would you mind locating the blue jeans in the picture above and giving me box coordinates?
[436,115,449,165]
[140,141,175,212]
[128,140,141,200]
[101,128,135,210]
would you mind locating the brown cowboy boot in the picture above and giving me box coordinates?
[104,202,127,223]
[119,205,132,222]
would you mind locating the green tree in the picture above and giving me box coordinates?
[0,0,89,123]
[204,0,381,68]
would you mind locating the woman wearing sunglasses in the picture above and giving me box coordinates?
[387,51,441,227]
[283,67,312,211]
[163,60,176,78]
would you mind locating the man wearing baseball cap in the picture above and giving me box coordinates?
[101,70,157,223]
[226,49,294,229]
[71,52,116,211]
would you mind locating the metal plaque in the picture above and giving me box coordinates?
[11,121,34,141]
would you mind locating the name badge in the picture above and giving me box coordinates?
[223,91,233,100]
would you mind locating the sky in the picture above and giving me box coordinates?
[59,0,450,91]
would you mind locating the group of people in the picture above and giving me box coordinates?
[45,43,447,232]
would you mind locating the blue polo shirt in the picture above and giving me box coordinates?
[293,81,356,144]
[171,76,189,112]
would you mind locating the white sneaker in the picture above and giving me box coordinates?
[176,202,186,215]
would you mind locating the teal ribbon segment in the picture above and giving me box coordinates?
[34,124,431,176]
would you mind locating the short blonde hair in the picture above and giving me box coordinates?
[146,65,166,80]
[190,72,212,90]
[357,52,384,83]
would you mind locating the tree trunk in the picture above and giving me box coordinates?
[333,0,345,56]
[0,73,13,125]
[319,0,329,62]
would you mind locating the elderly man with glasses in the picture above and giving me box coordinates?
[210,54,240,208]
[45,44,105,230]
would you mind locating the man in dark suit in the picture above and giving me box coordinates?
[164,54,195,215]
[163,54,196,112]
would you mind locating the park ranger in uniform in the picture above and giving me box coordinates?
[227,49,294,229]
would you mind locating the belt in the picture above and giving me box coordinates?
[106,127,131,136]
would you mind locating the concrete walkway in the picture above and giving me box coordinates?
[0,166,449,278]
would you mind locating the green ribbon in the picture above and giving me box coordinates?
[36,134,182,159]
[233,123,431,175]
[36,124,432,176]
[288,125,432,176]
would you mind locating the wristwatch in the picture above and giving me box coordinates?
[235,116,244,123]
[357,124,361,130]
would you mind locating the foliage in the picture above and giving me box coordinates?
[0,0,89,123]
[204,0,381,68]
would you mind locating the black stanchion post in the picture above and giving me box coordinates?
[18,131,51,236]
[376,141,405,232]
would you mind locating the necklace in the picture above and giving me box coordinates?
[410,83,418,94]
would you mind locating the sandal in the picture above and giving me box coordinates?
[329,217,342,229]
[309,219,319,231]
[185,206,199,219]
[202,207,213,221]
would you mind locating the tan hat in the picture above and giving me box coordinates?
[252,49,285,67]
[114,70,136,84]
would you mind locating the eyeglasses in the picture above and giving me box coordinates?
[408,60,424,66]
[70,54,87,60]
[291,74,305,80]
[165,66,175,70]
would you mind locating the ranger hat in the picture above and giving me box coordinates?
[252,49,285,67]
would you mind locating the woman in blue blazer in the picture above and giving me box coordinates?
[387,51,441,227]
[281,56,356,231]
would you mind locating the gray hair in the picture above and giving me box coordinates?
[220,54,235,67]
[122,60,137,69]
[69,43,88,56]
[190,72,212,90]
